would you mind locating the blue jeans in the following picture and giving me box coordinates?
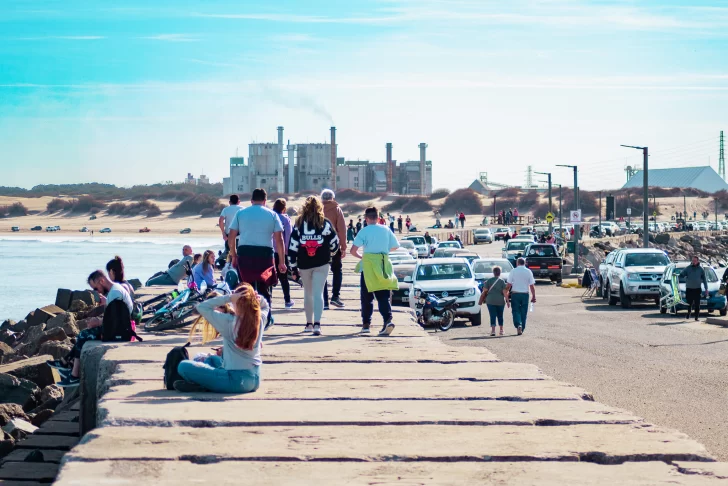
[177,355,260,394]
[486,304,505,326]
[511,293,530,330]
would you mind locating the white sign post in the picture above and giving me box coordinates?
[570,209,582,224]
[626,208,632,215]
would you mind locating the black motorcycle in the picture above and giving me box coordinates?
[413,289,459,331]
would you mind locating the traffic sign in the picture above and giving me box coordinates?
[570,210,582,223]
[545,212,554,223]
[626,208,632,215]
[653,211,657,216]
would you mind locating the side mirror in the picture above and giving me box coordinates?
[404,276,413,283]
[615,262,622,268]
[517,253,523,258]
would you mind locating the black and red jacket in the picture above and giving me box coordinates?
[288,219,340,270]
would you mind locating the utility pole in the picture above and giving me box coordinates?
[493,195,497,222]
[720,131,725,180]
[715,198,719,230]
[622,145,649,248]
[683,195,687,231]
[598,191,602,237]
[557,165,579,273]
[553,183,563,237]
[535,171,552,234]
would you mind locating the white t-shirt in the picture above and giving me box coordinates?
[106,283,133,312]
[220,204,242,234]
[507,266,535,293]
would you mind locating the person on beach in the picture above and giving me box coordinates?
[49,270,133,387]
[478,266,508,336]
[146,245,194,286]
[320,189,347,310]
[398,215,403,233]
[272,198,294,308]
[219,195,242,257]
[192,250,216,289]
[173,283,267,393]
[227,188,287,330]
[347,220,355,243]
[356,217,363,234]
[684,256,709,321]
[459,212,466,229]
[506,258,536,335]
[106,256,134,297]
[405,215,411,232]
[350,206,399,336]
[288,196,341,336]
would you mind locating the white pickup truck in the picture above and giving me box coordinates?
[605,248,671,308]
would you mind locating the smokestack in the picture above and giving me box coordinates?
[287,140,295,194]
[277,127,284,193]
[419,143,427,196]
[386,143,393,193]
[330,127,337,190]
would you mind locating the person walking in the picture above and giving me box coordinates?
[388,213,395,233]
[459,212,466,229]
[272,199,294,308]
[356,217,363,234]
[503,231,511,245]
[321,189,347,309]
[478,266,508,336]
[405,215,411,232]
[228,188,287,330]
[347,220,355,243]
[219,195,242,258]
[506,258,536,335]
[683,256,708,321]
[288,196,341,336]
[350,206,399,336]
[397,215,403,233]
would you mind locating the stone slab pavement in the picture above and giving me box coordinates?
[54,257,728,484]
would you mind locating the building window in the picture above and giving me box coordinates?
[261,179,267,183]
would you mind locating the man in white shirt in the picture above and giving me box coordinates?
[506,258,537,335]
[219,195,242,255]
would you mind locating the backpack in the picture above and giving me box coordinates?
[224,265,239,290]
[101,300,143,343]
[163,342,191,390]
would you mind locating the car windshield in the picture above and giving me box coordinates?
[417,263,472,281]
[674,266,719,283]
[496,228,510,233]
[473,260,513,274]
[475,229,490,234]
[527,246,557,257]
[624,253,669,267]
[394,266,416,282]
[440,242,459,248]
[506,241,529,251]
[400,241,415,249]
[407,237,425,245]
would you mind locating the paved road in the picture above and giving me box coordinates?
[436,241,728,461]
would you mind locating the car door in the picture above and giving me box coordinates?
[660,265,673,300]
[609,253,623,291]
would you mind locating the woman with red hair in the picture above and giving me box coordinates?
[173,283,267,393]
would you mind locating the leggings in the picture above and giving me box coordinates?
[300,264,330,324]
[178,355,260,394]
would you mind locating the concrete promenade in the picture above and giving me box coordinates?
[53,259,728,484]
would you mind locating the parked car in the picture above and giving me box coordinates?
[89,215,97,220]
[389,253,416,265]
[139,227,151,233]
[433,247,470,258]
[502,239,531,266]
[472,259,513,287]
[31,226,42,231]
[436,241,462,250]
[659,262,727,316]
[447,250,480,266]
[180,228,192,234]
[472,228,493,244]
[99,228,112,233]
[605,248,671,308]
[45,226,56,232]
[11,226,20,232]
[523,243,563,284]
[519,226,533,235]
[409,258,482,326]
[403,236,431,258]
[493,227,513,241]
[397,240,419,259]
[598,249,622,298]
[79,227,88,232]
[392,263,417,307]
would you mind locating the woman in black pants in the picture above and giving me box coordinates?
[273,199,294,308]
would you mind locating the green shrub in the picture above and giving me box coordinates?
[429,189,450,200]
[385,197,432,213]
[173,195,224,217]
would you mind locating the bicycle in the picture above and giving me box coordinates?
[143,282,231,332]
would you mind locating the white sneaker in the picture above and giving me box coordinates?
[378,322,395,336]
[313,324,321,336]
[304,324,313,333]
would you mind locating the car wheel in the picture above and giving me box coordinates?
[438,310,455,331]
[720,308,727,317]
[601,279,608,300]
[470,311,482,327]
[660,304,667,314]
[607,285,617,306]
[620,285,631,308]
[654,296,661,308]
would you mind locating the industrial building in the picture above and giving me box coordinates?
[223,127,432,196]
[622,166,728,193]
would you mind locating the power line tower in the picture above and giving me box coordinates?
[720,130,725,180]
[526,165,533,188]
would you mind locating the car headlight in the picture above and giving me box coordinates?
[414,289,421,298]
[404,290,409,296]
[464,288,476,297]
[627,273,641,281]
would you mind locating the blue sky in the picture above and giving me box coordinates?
[1,0,728,191]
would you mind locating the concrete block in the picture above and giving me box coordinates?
[2,448,65,463]
[0,356,59,389]
[34,421,78,436]
[0,373,39,409]
[705,317,728,327]
[0,462,59,481]
[70,291,96,307]
[15,434,78,451]
[24,308,55,328]
[2,418,38,435]
[54,289,73,311]
[127,279,142,290]
[45,313,78,338]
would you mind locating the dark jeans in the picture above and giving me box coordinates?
[275,253,291,303]
[67,326,102,360]
[146,272,176,286]
[511,293,530,329]
[487,304,505,326]
[360,272,392,327]
[323,253,343,305]
[686,288,702,317]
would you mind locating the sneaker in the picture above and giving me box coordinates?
[323,305,330,311]
[360,326,371,335]
[330,298,345,308]
[517,327,523,335]
[687,312,691,319]
[304,324,314,333]
[173,380,207,393]
[46,359,70,372]
[313,324,321,336]
[264,315,275,331]
[285,300,295,308]
[378,322,395,336]
[57,375,80,388]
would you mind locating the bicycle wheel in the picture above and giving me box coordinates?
[143,313,169,332]
[154,301,199,332]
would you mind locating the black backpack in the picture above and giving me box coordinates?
[163,342,191,390]
[101,300,143,343]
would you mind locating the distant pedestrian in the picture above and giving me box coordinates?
[357,218,363,233]
[478,266,507,336]
[459,212,465,229]
[219,195,242,257]
[503,232,511,245]
[321,189,347,310]
[683,256,708,321]
[272,199,294,308]
[406,215,411,231]
[350,206,399,336]
[398,215,403,233]
[388,213,395,232]
[454,212,459,228]
[347,220,355,243]
[506,258,536,335]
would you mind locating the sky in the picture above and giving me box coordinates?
[1,0,728,191]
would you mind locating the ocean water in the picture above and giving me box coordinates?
[0,235,223,322]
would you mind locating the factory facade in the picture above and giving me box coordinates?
[222,127,432,196]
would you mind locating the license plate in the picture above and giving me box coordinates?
[403,297,409,302]
[700,300,708,305]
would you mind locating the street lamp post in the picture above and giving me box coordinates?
[535,171,553,234]
[493,195,497,222]
[557,165,579,273]
[621,145,649,247]
[553,183,563,238]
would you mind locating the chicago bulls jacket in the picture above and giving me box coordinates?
[288,219,341,271]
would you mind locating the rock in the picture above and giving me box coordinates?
[75,318,91,332]
[0,355,59,389]
[15,323,45,347]
[654,233,670,245]
[24,307,57,328]
[38,340,72,360]
[0,320,16,332]
[55,288,73,311]
[29,409,54,427]
[2,417,38,435]
[0,342,15,363]
[0,372,40,409]
[69,300,88,313]
[680,235,693,243]
[668,237,678,248]
[0,329,18,348]
[40,384,63,403]
[0,403,28,427]
[85,305,105,319]
[0,434,14,458]
[128,278,142,290]
[71,290,96,307]
[46,312,78,337]
[10,319,30,333]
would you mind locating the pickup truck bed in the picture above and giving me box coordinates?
[524,244,563,283]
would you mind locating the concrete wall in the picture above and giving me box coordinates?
[249,144,283,194]
[297,144,333,192]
